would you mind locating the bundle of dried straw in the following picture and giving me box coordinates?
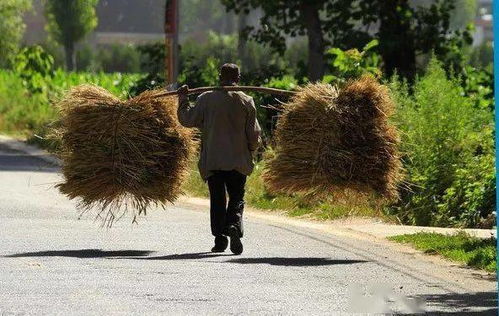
[54,85,196,226]
[263,76,402,200]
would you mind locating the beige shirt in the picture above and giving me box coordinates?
[178,90,261,180]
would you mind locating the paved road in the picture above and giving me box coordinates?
[0,145,496,315]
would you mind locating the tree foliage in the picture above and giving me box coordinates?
[221,0,471,81]
[221,0,365,81]
[44,0,99,71]
[13,45,55,94]
[324,40,381,85]
[362,0,473,78]
[0,0,31,68]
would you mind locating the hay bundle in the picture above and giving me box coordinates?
[54,85,196,225]
[263,75,402,200]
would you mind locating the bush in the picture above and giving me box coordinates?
[128,42,166,96]
[76,43,142,73]
[179,31,295,87]
[99,44,141,73]
[469,41,493,68]
[389,58,495,227]
[13,46,55,96]
[0,71,55,133]
[459,65,494,111]
[324,40,381,85]
[255,75,298,137]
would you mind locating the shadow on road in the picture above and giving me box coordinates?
[124,252,229,260]
[226,257,367,266]
[4,249,154,258]
[0,151,58,173]
[111,253,367,267]
[420,291,497,315]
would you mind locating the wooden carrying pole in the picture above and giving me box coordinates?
[155,86,297,98]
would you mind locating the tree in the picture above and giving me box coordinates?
[180,0,235,40]
[221,0,365,82]
[222,0,470,81]
[44,0,99,71]
[0,0,31,68]
[359,0,472,79]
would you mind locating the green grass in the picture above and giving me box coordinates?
[389,231,497,272]
[0,69,140,137]
[181,161,209,197]
[183,160,381,221]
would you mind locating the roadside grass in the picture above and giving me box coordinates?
[181,160,209,197]
[388,232,497,272]
[0,73,57,135]
[0,70,140,139]
[183,159,382,221]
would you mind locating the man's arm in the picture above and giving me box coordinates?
[246,98,262,152]
[177,85,203,128]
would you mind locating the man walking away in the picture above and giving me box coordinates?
[176,63,261,255]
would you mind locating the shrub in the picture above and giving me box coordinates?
[13,45,55,94]
[324,40,381,85]
[98,44,141,73]
[469,41,493,68]
[128,42,166,96]
[179,31,293,87]
[0,71,55,133]
[389,57,495,227]
[76,43,142,73]
[459,65,494,111]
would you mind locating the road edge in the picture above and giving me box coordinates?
[0,135,61,166]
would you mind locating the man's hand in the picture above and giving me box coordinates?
[177,84,189,97]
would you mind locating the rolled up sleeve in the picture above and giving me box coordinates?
[246,98,261,151]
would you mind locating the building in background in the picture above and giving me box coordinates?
[473,0,493,46]
[94,0,164,45]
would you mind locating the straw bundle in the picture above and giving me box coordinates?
[263,75,402,200]
[54,85,196,226]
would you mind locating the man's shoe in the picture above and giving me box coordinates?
[228,225,243,255]
[211,236,228,253]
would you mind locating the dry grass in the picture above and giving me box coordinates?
[263,75,402,201]
[53,85,196,226]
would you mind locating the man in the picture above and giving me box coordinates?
[177,63,261,255]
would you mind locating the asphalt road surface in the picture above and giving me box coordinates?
[0,145,496,315]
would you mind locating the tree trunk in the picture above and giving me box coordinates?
[65,42,76,71]
[224,12,235,34]
[238,11,248,67]
[300,3,325,82]
[378,1,416,80]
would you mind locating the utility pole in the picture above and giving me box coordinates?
[165,0,179,85]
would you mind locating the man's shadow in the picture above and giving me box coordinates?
[4,249,367,266]
[4,249,154,258]
[121,253,368,266]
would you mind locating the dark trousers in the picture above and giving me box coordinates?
[207,170,246,238]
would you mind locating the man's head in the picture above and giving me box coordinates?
[219,63,240,85]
